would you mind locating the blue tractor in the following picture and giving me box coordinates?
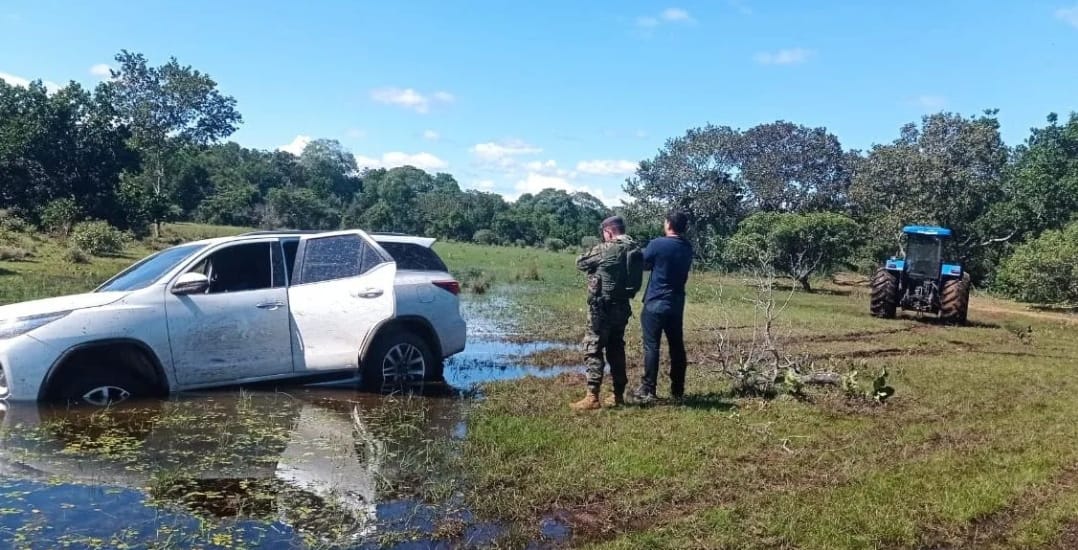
[870,225,971,323]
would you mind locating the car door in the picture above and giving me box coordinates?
[288,231,396,372]
[164,239,295,386]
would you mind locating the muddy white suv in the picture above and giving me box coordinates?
[0,230,466,404]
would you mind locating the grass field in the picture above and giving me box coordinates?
[2,225,1078,548]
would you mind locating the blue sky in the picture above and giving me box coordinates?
[2,1,1077,205]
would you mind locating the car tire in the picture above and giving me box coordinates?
[53,364,152,406]
[362,331,437,390]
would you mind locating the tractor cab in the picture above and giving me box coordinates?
[871,225,970,323]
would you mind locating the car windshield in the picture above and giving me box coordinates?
[96,244,207,292]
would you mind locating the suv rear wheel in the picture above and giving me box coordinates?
[362,331,439,390]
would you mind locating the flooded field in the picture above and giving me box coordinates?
[0,297,579,549]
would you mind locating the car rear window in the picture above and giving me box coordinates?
[378,242,448,272]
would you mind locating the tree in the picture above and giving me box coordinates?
[725,212,861,291]
[737,121,851,212]
[849,111,1009,281]
[995,221,1078,305]
[298,139,361,200]
[625,124,744,240]
[989,113,1078,242]
[0,80,138,226]
[100,50,242,236]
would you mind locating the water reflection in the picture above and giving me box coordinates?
[0,295,577,547]
[0,349,575,547]
[0,389,466,547]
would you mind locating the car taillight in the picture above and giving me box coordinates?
[433,280,460,295]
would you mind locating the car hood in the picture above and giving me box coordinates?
[0,292,130,321]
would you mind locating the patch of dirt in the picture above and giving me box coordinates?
[1051,519,1078,549]
[918,463,1078,549]
[971,299,1078,326]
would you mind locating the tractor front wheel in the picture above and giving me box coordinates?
[870,268,899,319]
[940,273,971,324]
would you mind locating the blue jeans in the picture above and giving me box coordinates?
[640,297,687,397]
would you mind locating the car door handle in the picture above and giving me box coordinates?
[353,288,384,299]
[256,301,285,310]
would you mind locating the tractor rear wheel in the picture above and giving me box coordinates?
[940,273,971,324]
[870,268,899,319]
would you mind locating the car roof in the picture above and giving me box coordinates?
[184,230,436,248]
[902,225,953,237]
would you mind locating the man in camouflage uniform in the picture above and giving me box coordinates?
[571,216,635,411]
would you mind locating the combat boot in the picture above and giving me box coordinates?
[570,391,601,411]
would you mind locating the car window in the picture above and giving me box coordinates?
[96,244,206,292]
[271,241,288,287]
[298,234,379,284]
[377,242,447,271]
[187,242,275,294]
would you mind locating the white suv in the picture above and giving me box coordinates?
[0,230,466,404]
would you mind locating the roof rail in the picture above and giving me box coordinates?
[239,230,322,236]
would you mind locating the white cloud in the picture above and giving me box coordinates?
[661,8,693,22]
[636,16,659,28]
[346,128,367,139]
[422,129,441,141]
[576,159,637,177]
[914,95,948,110]
[0,71,60,93]
[754,48,814,65]
[472,180,496,191]
[1056,5,1078,28]
[89,63,113,78]
[636,7,694,28]
[470,140,543,162]
[277,135,311,156]
[511,172,627,206]
[370,87,454,113]
[356,151,448,172]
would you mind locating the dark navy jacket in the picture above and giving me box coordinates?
[642,235,693,304]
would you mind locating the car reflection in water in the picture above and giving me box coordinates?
[0,385,466,546]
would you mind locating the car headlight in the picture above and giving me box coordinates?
[0,311,71,340]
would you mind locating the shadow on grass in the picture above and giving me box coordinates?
[773,283,854,297]
[907,316,1002,330]
[664,392,737,412]
[0,267,13,276]
[1031,304,1078,315]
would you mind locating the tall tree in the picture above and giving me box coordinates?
[100,50,242,235]
[737,121,851,212]
[0,79,138,225]
[849,111,1009,280]
[298,139,361,200]
[624,124,744,240]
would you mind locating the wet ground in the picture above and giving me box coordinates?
[0,297,579,549]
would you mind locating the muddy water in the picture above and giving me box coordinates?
[0,298,578,549]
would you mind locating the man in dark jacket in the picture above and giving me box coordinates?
[633,210,693,403]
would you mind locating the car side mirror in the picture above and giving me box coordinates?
[172,272,210,296]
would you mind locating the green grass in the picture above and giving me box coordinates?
[4,227,1078,548]
[435,243,1078,549]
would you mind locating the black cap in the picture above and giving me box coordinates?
[601,215,626,232]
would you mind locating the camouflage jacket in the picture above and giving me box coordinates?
[576,235,635,304]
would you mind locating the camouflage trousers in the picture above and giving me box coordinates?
[582,299,631,395]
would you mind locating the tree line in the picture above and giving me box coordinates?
[0,51,610,251]
[1,51,1076,303]
[625,114,1078,300]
